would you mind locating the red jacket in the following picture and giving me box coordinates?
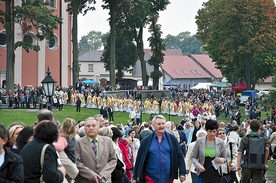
[118,138,132,169]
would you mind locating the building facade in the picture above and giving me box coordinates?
[0,0,72,88]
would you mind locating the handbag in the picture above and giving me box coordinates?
[111,158,125,179]
[220,142,238,183]
[220,174,234,183]
[40,144,50,183]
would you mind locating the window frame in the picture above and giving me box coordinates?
[46,35,59,51]
[49,0,57,9]
[23,32,37,45]
[88,64,94,72]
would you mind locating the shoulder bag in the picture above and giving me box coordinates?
[40,144,50,183]
[220,142,238,183]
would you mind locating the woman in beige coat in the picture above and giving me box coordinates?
[217,128,238,182]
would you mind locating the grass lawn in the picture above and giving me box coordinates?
[0,105,185,127]
[266,161,276,183]
[0,105,270,127]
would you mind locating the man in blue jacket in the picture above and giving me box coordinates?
[133,115,186,183]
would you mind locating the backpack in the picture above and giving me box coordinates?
[246,134,266,170]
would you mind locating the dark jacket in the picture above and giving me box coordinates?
[102,108,108,119]
[107,107,113,114]
[0,148,24,183]
[133,131,186,183]
[20,139,64,183]
[76,98,81,106]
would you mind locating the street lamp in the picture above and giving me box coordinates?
[41,66,56,110]
[139,102,144,125]
[168,101,171,121]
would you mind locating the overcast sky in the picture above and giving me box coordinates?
[78,0,208,48]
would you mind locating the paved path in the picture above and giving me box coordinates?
[174,172,240,183]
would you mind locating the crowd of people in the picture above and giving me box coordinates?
[1,105,276,183]
[1,83,272,125]
[1,83,276,183]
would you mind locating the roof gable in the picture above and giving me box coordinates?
[79,50,103,61]
[189,54,223,78]
[162,55,211,79]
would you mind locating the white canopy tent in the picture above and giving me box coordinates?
[191,83,212,90]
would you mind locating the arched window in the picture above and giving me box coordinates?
[47,35,59,51]
[23,32,36,45]
[0,30,6,47]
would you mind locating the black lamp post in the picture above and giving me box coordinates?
[41,66,56,111]
[139,102,144,125]
[168,101,171,121]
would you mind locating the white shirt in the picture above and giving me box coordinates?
[0,151,5,167]
[129,110,136,119]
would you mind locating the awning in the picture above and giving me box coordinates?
[163,80,178,86]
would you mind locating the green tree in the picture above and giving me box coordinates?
[0,0,62,92]
[196,0,276,88]
[102,0,126,88]
[164,32,203,55]
[118,0,170,87]
[147,14,165,90]
[78,30,103,53]
[101,31,137,79]
[65,0,96,89]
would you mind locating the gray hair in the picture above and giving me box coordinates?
[185,122,192,126]
[196,129,207,138]
[78,126,85,137]
[165,121,172,128]
[94,114,103,121]
[217,127,226,133]
[99,127,113,138]
[152,115,166,125]
[85,117,100,126]
[37,109,54,122]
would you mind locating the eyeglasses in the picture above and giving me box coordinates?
[218,132,226,135]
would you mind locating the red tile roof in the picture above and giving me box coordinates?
[189,54,223,78]
[162,55,211,79]
[264,76,272,83]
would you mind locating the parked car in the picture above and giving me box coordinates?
[239,95,249,105]
[259,89,270,96]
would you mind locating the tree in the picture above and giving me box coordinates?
[196,0,276,88]
[164,32,204,55]
[118,0,170,87]
[147,13,165,90]
[65,0,96,89]
[78,30,103,53]
[0,0,62,92]
[102,0,127,88]
[101,31,137,79]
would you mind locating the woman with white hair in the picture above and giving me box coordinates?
[217,128,238,183]
[186,129,207,183]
